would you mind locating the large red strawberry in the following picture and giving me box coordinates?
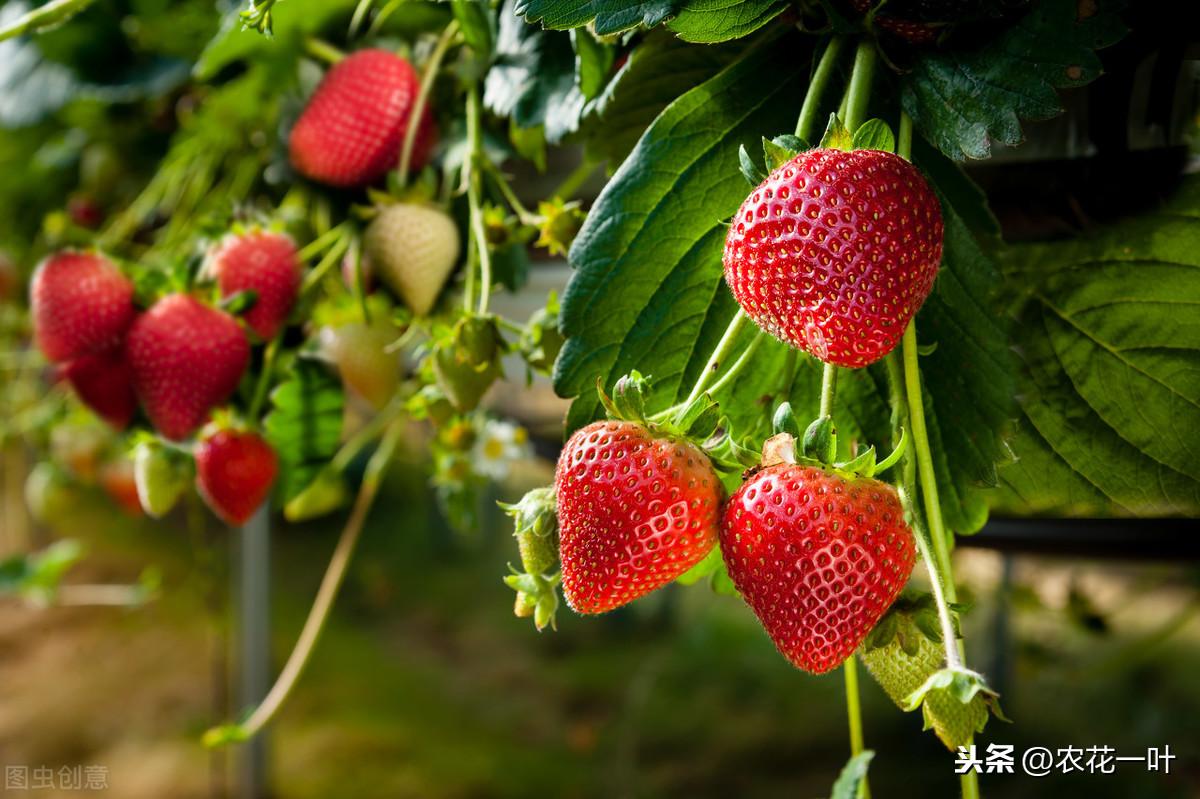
[721,458,917,674]
[723,148,942,368]
[208,230,300,340]
[555,420,721,614]
[61,349,138,429]
[30,251,135,363]
[126,294,250,441]
[195,429,277,525]
[289,49,435,188]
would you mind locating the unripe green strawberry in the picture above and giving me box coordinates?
[284,468,348,522]
[318,320,401,409]
[25,463,76,525]
[134,441,190,519]
[432,315,503,413]
[501,486,558,576]
[364,203,460,316]
[859,596,988,750]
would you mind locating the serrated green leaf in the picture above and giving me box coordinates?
[485,0,584,143]
[901,0,1126,161]
[571,27,613,101]
[263,359,345,503]
[830,751,874,799]
[514,0,678,35]
[851,118,894,153]
[668,0,789,44]
[995,179,1200,516]
[581,29,741,164]
[453,0,496,58]
[555,34,807,432]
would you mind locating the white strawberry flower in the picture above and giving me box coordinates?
[473,419,532,480]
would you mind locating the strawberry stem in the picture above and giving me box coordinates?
[398,20,459,187]
[843,658,871,799]
[843,39,876,133]
[303,37,344,66]
[465,85,493,315]
[247,335,282,421]
[0,0,98,43]
[204,417,405,748]
[819,362,838,418]
[796,36,846,141]
[680,309,750,409]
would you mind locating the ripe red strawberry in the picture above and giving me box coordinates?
[208,230,301,340]
[721,464,916,674]
[195,429,278,525]
[723,148,942,368]
[555,420,721,614]
[61,349,138,429]
[31,251,135,363]
[289,49,435,188]
[126,294,250,441]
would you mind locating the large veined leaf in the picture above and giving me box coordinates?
[514,0,678,35]
[264,358,345,503]
[996,181,1200,516]
[667,0,789,44]
[901,0,1125,161]
[580,29,741,164]
[554,33,807,430]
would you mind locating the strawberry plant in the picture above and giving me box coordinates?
[0,0,1196,796]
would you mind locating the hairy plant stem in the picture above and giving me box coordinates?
[304,37,344,65]
[206,418,405,747]
[819,362,838,419]
[398,20,458,187]
[682,309,749,409]
[465,85,493,315]
[843,39,877,133]
[843,657,871,799]
[796,37,846,141]
[0,0,98,43]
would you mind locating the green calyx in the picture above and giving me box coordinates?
[768,402,907,480]
[595,372,753,478]
[504,570,561,632]
[738,113,899,184]
[902,666,1010,724]
[431,314,505,413]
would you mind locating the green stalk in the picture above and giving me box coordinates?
[247,336,282,421]
[819,362,838,418]
[843,38,877,133]
[552,158,600,203]
[465,85,493,315]
[795,37,846,141]
[398,20,458,187]
[704,330,765,398]
[681,310,749,409]
[304,37,344,65]
[204,418,405,748]
[0,0,98,43]
[843,657,871,799]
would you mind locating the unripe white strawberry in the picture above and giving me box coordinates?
[364,203,460,317]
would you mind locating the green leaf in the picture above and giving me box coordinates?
[555,33,807,432]
[761,135,802,171]
[851,118,895,152]
[831,751,875,799]
[901,0,1125,160]
[513,0,678,35]
[668,0,789,44]
[485,0,584,143]
[581,29,741,165]
[571,28,613,101]
[263,358,345,503]
[995,179,1200,516]
[818,112,852,151]
[452,0,496,59]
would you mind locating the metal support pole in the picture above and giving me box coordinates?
[238,506,271,798]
